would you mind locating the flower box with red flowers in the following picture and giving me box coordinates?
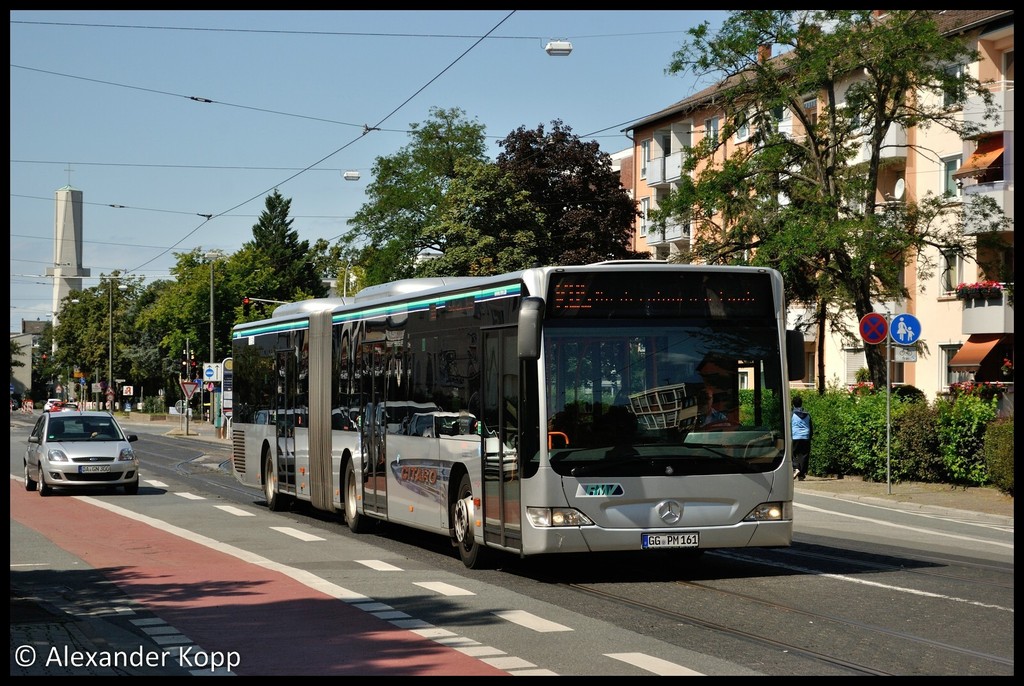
[954,281,1003,301]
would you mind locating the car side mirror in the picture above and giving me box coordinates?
[127,434,139,443]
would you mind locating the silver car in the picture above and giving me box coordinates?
[24,410,141,495]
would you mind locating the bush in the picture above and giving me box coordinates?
[983,417,1014,496]
[891,384,926,404]
[892,402,944,482]
[934,393,999,486]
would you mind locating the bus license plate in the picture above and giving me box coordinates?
[79,465,111,473]
[642,532,699,550]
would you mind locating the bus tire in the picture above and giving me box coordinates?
[344,458,370,533]
[264,450,289,512]
[452,472,489,569]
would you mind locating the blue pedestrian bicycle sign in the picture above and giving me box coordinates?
[890,313,921,345]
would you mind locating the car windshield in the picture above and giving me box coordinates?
[48,417,121,441]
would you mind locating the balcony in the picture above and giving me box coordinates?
[963,81,1014,137]
[962,180,1014,226]
[644,217,691,248]
[646,151,687,188]
[961,291,1014,335]
[850,123,907,165]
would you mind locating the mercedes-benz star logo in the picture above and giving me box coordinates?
[657,500,682,524]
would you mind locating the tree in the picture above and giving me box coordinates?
[245,189,328,302]
[10,338,25,376]
[660,10,1007,391]
[344,106,490,285]
[492,121,644,267]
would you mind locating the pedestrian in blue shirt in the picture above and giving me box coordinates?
[791,396,812,480]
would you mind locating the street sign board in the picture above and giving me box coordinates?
[859,313,888,345]
[894,347,918,362]
[890,313,922,346]
[180,380,200,400]
[203,362,222,383]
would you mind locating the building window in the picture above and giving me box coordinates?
[943,156,962,198]
[940,249,964,294]
[941,344,972,389]
[640,139,650,180]
[943,63,964,108]
[639,197,650,237]
[704,117,719,144]
[844,348,867,386]
[734,111,750,143]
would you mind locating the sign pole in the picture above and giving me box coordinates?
[886,313,892,495]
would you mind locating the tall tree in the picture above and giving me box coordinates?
[493,121,644,266]
[244,189,328,302]
[344,106,489,285]
[660,10,1008,390]
[414,121,645,278]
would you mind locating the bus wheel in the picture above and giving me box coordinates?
[264,450,288,512]
[344,458,370,533]
[452,473,489,569]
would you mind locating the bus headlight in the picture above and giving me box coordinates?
[743,501,791,522]
[526,507,595,528]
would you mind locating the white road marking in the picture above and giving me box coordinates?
[606,652,704,676]
[493,610,572,632]
[415,581,476,596]
[269,526,325,542]
[214,505,255,516]
[355,559,402,571]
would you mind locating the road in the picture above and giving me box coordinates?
[10,418,1014,676]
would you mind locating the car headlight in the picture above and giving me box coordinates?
[46,448,69,463]
[118,448,137,462]
[526,507,594,528]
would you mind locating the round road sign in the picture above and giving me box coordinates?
[890,313,922,346]
[859,312,888,345]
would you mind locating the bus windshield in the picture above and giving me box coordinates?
[542,269,787,478]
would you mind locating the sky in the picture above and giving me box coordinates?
[10,10,730,333]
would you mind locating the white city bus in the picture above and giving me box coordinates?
[230,262,805,568]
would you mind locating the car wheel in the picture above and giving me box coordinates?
[451,472,490,569]
[24,461,37,492]
[123,479,139,495]
[37,466,52,497]
[344,458,370,533]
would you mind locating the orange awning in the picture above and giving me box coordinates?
[948,334,1003,369]
[953,135,1004,180]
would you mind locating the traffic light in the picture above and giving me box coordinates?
[189,352,198,379]
[181,350,189,376]
[243,296,251,316]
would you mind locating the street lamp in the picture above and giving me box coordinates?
[103,276,129,411]
[205,251,225,425]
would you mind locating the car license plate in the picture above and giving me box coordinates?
[642,532,699,549]
[79,465,111,473]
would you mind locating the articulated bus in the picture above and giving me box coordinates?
[230,262,806,568]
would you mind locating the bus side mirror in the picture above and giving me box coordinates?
[518,296,544,361]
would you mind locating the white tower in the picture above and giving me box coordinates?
[45,185,90,331]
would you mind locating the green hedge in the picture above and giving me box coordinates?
[796,386,1010,491]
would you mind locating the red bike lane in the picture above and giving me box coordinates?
[10,479,507,676]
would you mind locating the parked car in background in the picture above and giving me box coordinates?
[23,410,140,496]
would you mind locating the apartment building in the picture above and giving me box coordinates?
[621,10,1014,405]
